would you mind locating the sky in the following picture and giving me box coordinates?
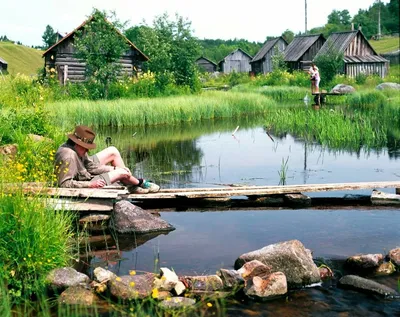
[1,0,385,47]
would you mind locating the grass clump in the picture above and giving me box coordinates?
[0,191,75,301]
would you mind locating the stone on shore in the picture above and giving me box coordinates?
[46,267,89,291]
[338,275,398,297]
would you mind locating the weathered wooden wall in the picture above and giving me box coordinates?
[221,50,252,74]
[260,39,287,74]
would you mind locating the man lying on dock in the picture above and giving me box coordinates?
[54,125,160,194]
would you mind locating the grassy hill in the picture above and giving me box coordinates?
[0,42,43,76]
[370,36,400,54]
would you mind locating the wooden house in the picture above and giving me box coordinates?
[196,56,218,72]
[218,48,253,74]
[0,57,7,72]
[250,37,288,74]
[284,34,326,71]
[42,16,148,84]
[315,30,389,78]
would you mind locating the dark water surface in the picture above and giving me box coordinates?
[93,117,400,316]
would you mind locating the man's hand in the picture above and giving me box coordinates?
[90,179,106,188]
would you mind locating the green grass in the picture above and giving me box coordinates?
[0,42,43,76]
[370,36,400,54]
[44,91,277,129]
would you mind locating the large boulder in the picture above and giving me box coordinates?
[330,84,355,94]
[58,285,100,306]
[244,272,287,300]
[112,200,175,234]
[376,82,400,91]
[388,247,400,266]
[109,273,155,300]
[234,240,320,288]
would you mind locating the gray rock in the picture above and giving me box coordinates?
[388,248,400,266]
[338,275,398,297]
[93,267,116,283]
[330,84,355,94]
[112,200,175,234]
[234,240,320,288]
[376,82,400,90]
[237,260,273,280]
[217,269,244,289]
[46,267,89,290]
[182,275,224,291]
[58,285,99,306]
[0,144,17,156]
[109,273,155,300]
[159,297,196,309]
[346,253,383,269]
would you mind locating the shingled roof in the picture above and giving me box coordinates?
[251,37,287,63]
[284,34,325,62]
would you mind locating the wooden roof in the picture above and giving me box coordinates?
[42,15,148,61]
[196,56,217,66]
[344,55,388,63]
[284,34,325,62]
[251,37,287,63]
[219,48,253,64]
[316,30,378,57]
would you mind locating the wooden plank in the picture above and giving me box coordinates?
[371,190,400,205]
[45,198,114,211]
[128,181,400,200]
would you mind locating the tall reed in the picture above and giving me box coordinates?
[44,91,277,129]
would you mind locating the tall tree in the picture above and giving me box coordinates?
[125,13,201,92]
[74,9,129,99]
[42,25,57,49]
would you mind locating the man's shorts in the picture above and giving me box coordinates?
[90,154,112,185]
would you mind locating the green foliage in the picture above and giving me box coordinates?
[197,38,262,64]
[0,192,74,301]
[271,46,287,71]
[125,13,201,92]
[281,29,294,43]
[74,9,129,99]
[314,40,344,84]
[41,25,57,49]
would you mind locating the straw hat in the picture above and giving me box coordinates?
[67,125,97,150]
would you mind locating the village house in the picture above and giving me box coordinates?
[315,29,389,78]
[195,56,218,72]
[42,16,148,85]
[250,37,288,74]
[284,34,326,71]
[218,48,253,74]
[0,56,8,73]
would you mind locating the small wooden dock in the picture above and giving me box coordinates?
[12,181,400,211]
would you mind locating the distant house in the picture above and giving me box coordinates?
[196,56,218,72]
[250,37,288,74]
[315,30,389,78]
[284,34,326,71]
[218,48,253,74]
[42,15,148,84]
[0,57,7,72]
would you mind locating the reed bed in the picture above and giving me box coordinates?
[233,85,310,102]
[264,107,388,151]
[44,91,277,129]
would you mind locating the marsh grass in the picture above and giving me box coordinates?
[44,91,277,128]
[278,157,289,185]
[264,107,390,151]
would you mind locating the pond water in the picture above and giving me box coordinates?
[91,114,400,315]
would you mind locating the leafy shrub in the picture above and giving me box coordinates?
[314,40,344,84]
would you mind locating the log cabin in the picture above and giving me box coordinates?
[42,15,148,85]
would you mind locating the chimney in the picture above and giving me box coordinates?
[351,23,354,31]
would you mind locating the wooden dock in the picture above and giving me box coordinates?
[10,181,400,211]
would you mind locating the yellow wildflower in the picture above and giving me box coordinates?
[151,288,159,299]
[116,277,122,282]
[129,270,136,276]
[129,281,135,287]
[207,302,213,307]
